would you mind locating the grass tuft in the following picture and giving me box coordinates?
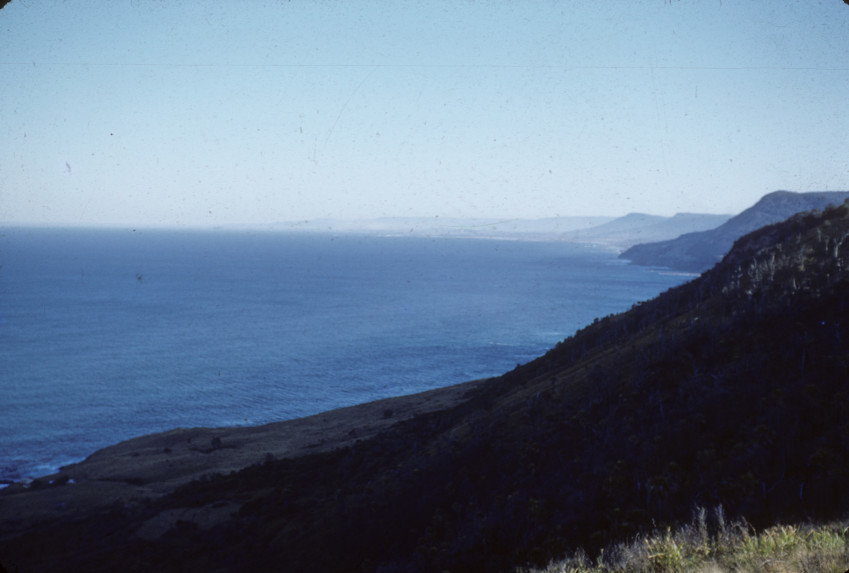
[521,508,849,573]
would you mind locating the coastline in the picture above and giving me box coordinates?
[0,378,488,536]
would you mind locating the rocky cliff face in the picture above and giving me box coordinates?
[620,190,849,272]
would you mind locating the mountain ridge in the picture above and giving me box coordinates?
[560,211,730,250]
[620,190,849,272]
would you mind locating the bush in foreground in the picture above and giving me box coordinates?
[523,507,849,573]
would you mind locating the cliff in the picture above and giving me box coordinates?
[620,190,849,272]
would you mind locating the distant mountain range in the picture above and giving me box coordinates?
[268,212,731,250]
[620,190,849,272]
[6,200,849,571]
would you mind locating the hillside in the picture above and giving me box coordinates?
[620,190,849,272]
[560,212,730,250]
[4,202,849,572]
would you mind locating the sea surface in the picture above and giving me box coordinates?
[0,227,690,482]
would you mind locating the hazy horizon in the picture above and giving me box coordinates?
[0,210,711,232]
[2,1,848,228]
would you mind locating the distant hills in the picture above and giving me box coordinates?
[559,212,730,250]
[620,190,849,272]
[5,202,849,571]
[268,212,730,249]
[269,191,849,263]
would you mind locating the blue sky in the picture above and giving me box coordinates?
[1,1,848,228]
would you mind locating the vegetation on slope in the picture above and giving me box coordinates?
[3,202,849,572]
[526,508,849,573]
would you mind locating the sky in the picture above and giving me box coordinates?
[1,1,848,228]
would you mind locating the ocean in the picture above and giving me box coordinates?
[0,227,689,482]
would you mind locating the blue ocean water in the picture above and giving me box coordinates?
[0,227,689,481]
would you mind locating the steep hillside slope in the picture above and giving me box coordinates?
[4,202,849,572]
[620,190,849,272]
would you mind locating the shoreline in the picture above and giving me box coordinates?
[36,378,482,485]
[0,378,489,535]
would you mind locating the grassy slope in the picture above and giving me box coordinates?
[3,204,849,572]
[527,508,849,573]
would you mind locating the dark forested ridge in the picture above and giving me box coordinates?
[620,190,849,272]
[4,202,849,572]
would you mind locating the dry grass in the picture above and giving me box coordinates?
[522,507,849,573]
